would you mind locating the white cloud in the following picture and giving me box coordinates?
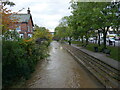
[8,0,71,32]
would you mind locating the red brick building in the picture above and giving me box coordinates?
[13,8,34,38]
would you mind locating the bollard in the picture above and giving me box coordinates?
[114,41,115,47]
[94,46,98,52]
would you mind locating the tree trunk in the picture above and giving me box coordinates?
[98,30,101,46]
[103,31,107,49]
[116,27,119,36]
[103,27,109,49]
[86,37,88,45]
[68,36,72,45]
[85,32,88,46]
[81,36,84,43]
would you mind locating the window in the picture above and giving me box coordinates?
[28,26,30,32]
[20,34,24,38]
[31,27,33,32]
[16,26,21,32]
[28,34,32,37]
[16,26,21,30]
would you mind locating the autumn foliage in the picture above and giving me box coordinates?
[0,5,18,34]
[2,1,51,88]
[33,25,53,43]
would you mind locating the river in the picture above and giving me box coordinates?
[23,41,103,88]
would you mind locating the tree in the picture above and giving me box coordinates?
[92,2,118,48]
[110,2,120,34]
[54,16,73,45]
[54,26,67,40]
[70,2,118,48]
[55,1,119,48]
[2,0,15,6]
[70,2,98,45]
[0,0,18,34]
[33,24,52,44]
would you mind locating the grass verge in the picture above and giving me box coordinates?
[71,41,119,61]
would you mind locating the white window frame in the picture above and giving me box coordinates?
[28,34,32,38]
[20,34,24,38]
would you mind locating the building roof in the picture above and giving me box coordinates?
[12,14,30,22]
[11,13,34,26]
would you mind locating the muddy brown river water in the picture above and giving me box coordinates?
[23,41,104,88]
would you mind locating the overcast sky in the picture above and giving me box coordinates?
[9,0,72,32]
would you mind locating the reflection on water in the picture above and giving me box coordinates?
[24,41,103,88]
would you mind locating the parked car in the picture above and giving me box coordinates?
[109,38,115,42]
[89,37,94,41]
[115,36,120,40]
[108,38,115,45]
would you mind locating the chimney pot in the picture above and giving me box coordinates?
[27,7,30,14]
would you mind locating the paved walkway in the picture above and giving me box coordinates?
[68,43,120,71]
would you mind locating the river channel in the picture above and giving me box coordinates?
[23,41,103,88]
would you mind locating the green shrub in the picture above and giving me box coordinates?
[2,41,28,86]
[2,39,50,87]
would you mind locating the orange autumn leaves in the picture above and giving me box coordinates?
[23,38,33,42]
[0,6,19,34]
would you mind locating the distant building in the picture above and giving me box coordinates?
[12,8,34,38]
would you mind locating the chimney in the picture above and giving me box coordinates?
[27,7,30,14]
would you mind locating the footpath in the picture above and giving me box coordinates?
[70,43,120,71]
[63,42,120,88]
[63,41,120,71]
